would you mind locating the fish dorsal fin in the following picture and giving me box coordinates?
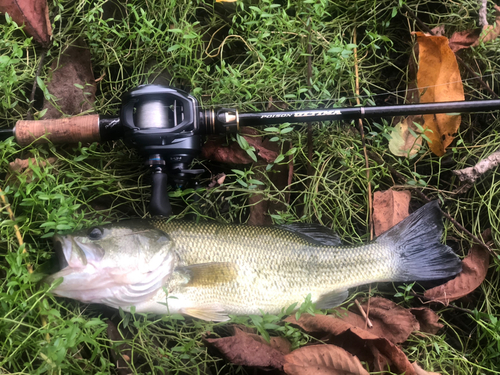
[182,305,230,322]
[315,289,349,310]
[279,223,342,246]
[175,262,238,287]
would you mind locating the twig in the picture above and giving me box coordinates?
[402,4,499,99]
[410,291,474,314]
[355,299,373,328]
[367,150,493,254]
[478,0,488,27]
[453,150,500,184]
[0,188,25,253]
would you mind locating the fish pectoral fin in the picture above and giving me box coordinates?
[315,289,349,310]
[175,262,238,287]
[279,223,342,246]
[182,305,230,322]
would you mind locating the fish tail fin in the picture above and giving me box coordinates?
[377,201,462,281]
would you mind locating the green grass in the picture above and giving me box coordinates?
[1,0,500,373]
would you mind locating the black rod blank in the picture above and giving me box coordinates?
[238,99,500,127]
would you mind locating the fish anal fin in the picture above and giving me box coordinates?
[176,262,238,287]
[182,305,230,322]
[279,223,342,246]
[315,289,349,310]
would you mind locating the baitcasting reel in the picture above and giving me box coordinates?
[119,85,239,216]
[2,84,500,217]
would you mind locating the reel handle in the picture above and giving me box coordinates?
[149,170,172,217]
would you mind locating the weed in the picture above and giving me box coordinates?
[1,0,500,373]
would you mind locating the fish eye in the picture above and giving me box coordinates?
[88,227,103,240]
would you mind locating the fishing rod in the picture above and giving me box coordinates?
[1,84,499,216]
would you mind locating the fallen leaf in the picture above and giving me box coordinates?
[412,362,441,375]
[429,25,445,37]
[389,44,422,158]
[424,230,491,304]
[8,157,56,173]
[202,136,255,164]
[409,307,443,334]
[42,38,96,118]
[0,0,52,46]
[448,29,482,53]
[204,327,285,369]
[8,157,57,184]
[473,5,500,46]
[448,5,500,52]
[335,297,419,344]
[285,314,416,375]
[241,127,280,164]
[208,173,226,188]
[284,344,369,375]
[372,190,411,237]
[202,127,278,165]
[230,326,292,354]
[414,32,465,157]
[388,116,424,157]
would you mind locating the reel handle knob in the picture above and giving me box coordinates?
[149,170,172,217]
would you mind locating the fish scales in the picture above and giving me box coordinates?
[145,220,395,315]
[47,201,462,321]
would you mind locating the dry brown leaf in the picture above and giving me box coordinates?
[335,297,419,344]
[284,345,369,375]
[201,127,278,165]
[202,136,255,164]
[0,0,52,46]
[409,307,443,334]
[208,173,226,188]
[415,32,465,157]
[448,5,500,52]
[424,231,491,304]
[372,190,411,237]
[42,39,96,118]
[8,157,57,184]
[9,157,56,173]
[429,25,445,37]
[448,29,482,53]
[473,5,500,46]
[241,127,280,163]
[204,327,285,369]
[285,314,416,375]
[389,44,423,158]
[388,116,424,157]
[240,330,292,355]
[412,362,441,375]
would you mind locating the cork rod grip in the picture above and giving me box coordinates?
[15,115,101,146]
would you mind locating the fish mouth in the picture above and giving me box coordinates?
[52,234,101,270]
[53,234,70,271]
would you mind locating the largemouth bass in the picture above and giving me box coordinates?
[47,201,461,321]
